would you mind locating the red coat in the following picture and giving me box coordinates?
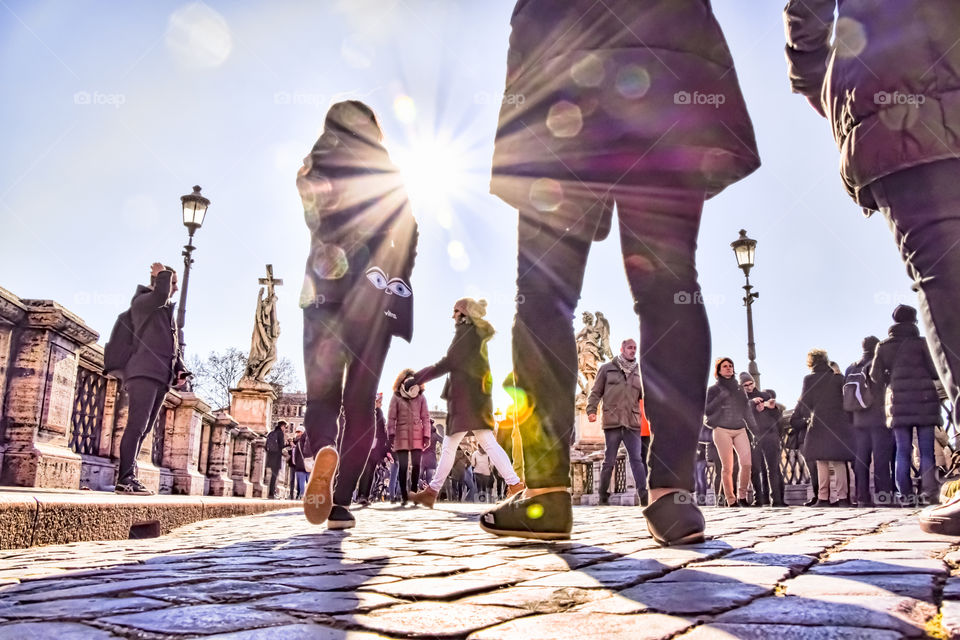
[388,393,431,452]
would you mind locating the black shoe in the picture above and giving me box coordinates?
[804,497,819,507]
[771,501,788,507]
[643,491,705,546]
[832,498,852,507]
[115,478,153,496]
[639,492,649,507]
[736,499,751,508]
[812,499,833,507]
[480,490,572,540]
[598,494,610,506]
[327,505,356,530]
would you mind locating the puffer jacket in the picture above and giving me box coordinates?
[586,360,643,429]
[491,0,760,215]
[871,323,942,429]
[388,393,431,452]
[784,0,960,210]
[791,364,854,462]
[704,377,757,431]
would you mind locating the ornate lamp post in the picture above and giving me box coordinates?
[731,229,760,387]
[177,185,210,355]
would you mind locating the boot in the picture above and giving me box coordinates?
[506,481,525,499]
[411,486,438,508]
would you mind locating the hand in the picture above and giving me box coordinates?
[588,413,597,422]
[150,262,165,278]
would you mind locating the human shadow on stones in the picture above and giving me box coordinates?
[421,504,947,639]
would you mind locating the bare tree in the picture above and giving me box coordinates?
[189,347,298,409]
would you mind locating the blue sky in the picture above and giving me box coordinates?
[0,1,916,412]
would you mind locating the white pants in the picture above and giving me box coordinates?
[429,429,521,492]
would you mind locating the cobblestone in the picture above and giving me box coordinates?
[0,503,958,638]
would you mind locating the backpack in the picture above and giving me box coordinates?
[843,363,875,411]
[103,308,136,377]
[266,429,282,454]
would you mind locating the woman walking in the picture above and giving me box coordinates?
[791,349,854,507]
[410,298,525,508]
[297,100,419,529]
[704,358,757,507]
[388,369,431,506]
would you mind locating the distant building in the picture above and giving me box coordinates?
[273,391,306,439]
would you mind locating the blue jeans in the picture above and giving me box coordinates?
[599,426,648,499]
[893,425,936,499]
[295,471,309,499]
[389,459,400,501]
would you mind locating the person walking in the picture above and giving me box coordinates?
[745,382,785,507]
[409,298,525,508]
[872,306,943,506]
[472,445,493,502]
[290,427,310,500]
[387,370,431,506]
[791,349,854,507]
[297,100,419,529]
[845,336,896,507]
[484,0,760,544]
[587,339,648,506]
[356,393,389,506]
[784,0,960,435]
[264,421,287,499]
[704,360,757,507]
[114,262,189,495]
[419,420,441,490]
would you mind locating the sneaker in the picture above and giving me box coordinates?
[919,493,960,536]
[115,478,153,496]
[304,446,339,525]
[479,489,572,540]
[643,491,705,546]
[327,505,356,530]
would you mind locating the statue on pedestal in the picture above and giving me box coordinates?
[245,264,283,383]
[575,311,614,410]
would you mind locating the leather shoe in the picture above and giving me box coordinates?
[919,493,960,536]
[642,491,705,546]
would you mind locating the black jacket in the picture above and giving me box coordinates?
[125,269,185,386]
[845,352,886,429]
[704,377,757,431]
[871,323,942,429]
[748,389,781,439]
[265,427,285,464]
[791,364,854,462]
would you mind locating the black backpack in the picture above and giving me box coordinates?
[843,363,875,411]
[103,308,136,378]
[266,429,282,453]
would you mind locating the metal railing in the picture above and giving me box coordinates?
[70,366,107,455]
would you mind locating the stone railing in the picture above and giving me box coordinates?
[0,286,291,498]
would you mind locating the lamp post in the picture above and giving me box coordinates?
[731,229,760,388]
[177,185,210,358]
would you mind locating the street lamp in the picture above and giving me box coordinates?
[177,185,210,346]
[731,229,760,387]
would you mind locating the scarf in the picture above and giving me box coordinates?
[399,380,420,399]
[616,355,638,377]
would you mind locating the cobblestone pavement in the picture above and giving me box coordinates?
[2,503,960,639]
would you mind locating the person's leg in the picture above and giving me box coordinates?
[410,450,422,494]
[475,430,522,486]
[357,457,376,500]
[599,427,623,502]
[833,461,849,500]
[621,427,648,501]
[872,424,896,502]
[816,460,831,501]
[296,471,307,498]
[118,378,167,484]
[389,459,400,501]
[397,450,410,503]
[617,186,708,496]
[872,161,960,425]
[713,429,737,505]
[302,307,349,455]
[465,467,477,502]
[892,426,914,498]
[267,463,280,499]
[750,444,765,505]
[853,428,872,504]
[761,436,785,505]
[429,432,466,492]
[731,429,753,501]
[917,425,938,501]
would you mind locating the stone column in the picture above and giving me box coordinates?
[229,377,276,437]
[249,437,267,498]
[206,411,237,496]
[165,391,209,495]
[0,299,97,489]
[0,288,27,477]
[231,427,256,498]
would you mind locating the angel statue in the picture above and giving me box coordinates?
[245,265,282,382]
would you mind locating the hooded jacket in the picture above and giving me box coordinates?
[388,392,431,452]
[784,0,960,210]
[125,269,185,386]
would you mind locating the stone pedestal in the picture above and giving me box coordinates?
[249,438,267,498]
[207,412,237,497]
[166,391,210,496]
[0,299,97,489]
[229,377,276,437]
[573,410,604,447]
[231,427,257,498]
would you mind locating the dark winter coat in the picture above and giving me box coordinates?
[845,353,886,429]
[748,389,781,439]
[291,436,309,473]
[297,129,418,341]
[421,424,442,470]
[784,0,960,210]
[586,360,643,429]
[414,319,494,435]
[791,364,854,462]
[388,393,431,452]
[125,269,185,386]
[265,427,285,468]
[704,377,757,431]
[871,323,942,429]
[491,0,760,215]
[371,406,390,461]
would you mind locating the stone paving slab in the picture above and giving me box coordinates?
[0,503,955,638]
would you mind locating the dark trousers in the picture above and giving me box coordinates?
[396,449,422,502]
[853,424,895,504]
[357,452,382,500]
[751,434,784,505]
[872,159,960,426]
[513,184,707,491]
[475,472,493,501]
[266,456,282,499]
[893,425,937,499]
[303,305,392,507]
[599,427,648,499]
[118,377,168,483]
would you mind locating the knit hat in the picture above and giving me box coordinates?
[892,304,918,324]
[454,297,488,321]
[862,335,880,353]
[714,357,734,379]
[294,425,305,433]
[739,372,755,385]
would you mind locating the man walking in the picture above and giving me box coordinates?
[587,339,648,506]
[743,378,785,507]
[116,262,188,495]
[264,421,286,499]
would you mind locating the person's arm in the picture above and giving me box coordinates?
[418,396,431,447]
[703,384,727,417]
[413,328,470,385]
[870,345,889,387]
[791,377,814,429]
[585,364,607,419]
[783,0,835,117]
[387,397,398,441]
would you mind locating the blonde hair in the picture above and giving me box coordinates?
[393,368,416,393]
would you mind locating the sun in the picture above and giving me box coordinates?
[393,131,468,213]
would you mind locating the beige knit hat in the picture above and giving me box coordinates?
[453,297,488,321]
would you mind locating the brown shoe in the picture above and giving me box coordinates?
[506,482,526,498]
[411,486,438,508]
[303,446,339,525]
